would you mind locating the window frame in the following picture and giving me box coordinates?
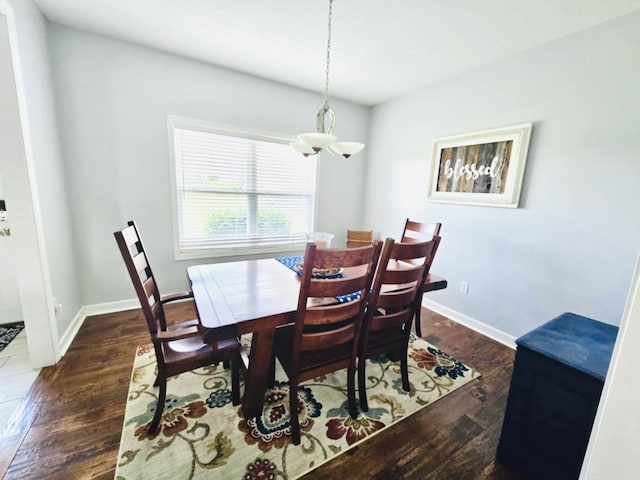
[168,115,318,260]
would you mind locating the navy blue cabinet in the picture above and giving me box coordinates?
[496,312,618,479]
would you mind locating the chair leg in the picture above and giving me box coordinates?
[148,374,167,433]
[347,365,358,419]
[267,355,276,389]
[231,352,240,406]
[289,379,301,445]
[400,351,410,392]
[414,301,423,337]
[358,356,369,412]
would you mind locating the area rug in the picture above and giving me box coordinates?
[115,335,480,480]
[0,322,24,353]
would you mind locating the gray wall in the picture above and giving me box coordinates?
[363,11,640,338]
[48,25,370,305]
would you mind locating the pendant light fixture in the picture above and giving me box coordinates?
[291,0,365,158]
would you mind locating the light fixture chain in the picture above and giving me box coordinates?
[292,0,364,157]
[323,0,333,109]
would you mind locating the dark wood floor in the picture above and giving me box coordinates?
[1,305,525,480]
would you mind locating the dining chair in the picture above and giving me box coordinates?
[400,218,442,337]
[271,241,382,445]
[346,229,374,248]
[114,220,241,433]
[358,236,440,411]
[400,218,442,243]
[305,231,335,248]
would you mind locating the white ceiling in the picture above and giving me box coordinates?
[33,0,640,106]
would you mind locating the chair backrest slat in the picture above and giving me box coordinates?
[307,275,369,298]
[133,250,149,275]
[309,246,376,269]
[382,266,425,286]
[304,301,362,326]
[301,323,355,351]
[142,276,157,302]
[120,224,140,248]
[376,288,417,310]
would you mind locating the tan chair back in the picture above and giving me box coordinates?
[346,229,374,248]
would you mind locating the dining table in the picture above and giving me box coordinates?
[187,255,448,418]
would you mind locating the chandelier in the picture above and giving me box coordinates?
[291,0,365,158]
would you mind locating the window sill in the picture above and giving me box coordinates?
[175,242,307,261]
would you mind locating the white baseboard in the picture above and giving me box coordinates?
[58,308,85,357]
[58,297,515,359]
[422,299,517,350]
[81,298,141,317]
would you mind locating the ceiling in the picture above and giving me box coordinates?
[33,0,640,106]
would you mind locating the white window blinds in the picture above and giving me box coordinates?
[169,117,317,258]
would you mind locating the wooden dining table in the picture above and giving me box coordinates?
[187,256,448,418]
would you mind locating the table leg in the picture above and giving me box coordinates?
[414,290,424,337]
[242,328,275,418]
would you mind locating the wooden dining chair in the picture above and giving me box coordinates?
[358,236,440,411]
[346,229,374,248]
[400,218,442,337]
[400,218,442,243]
[114,220,241,433]
[271,241,382,445]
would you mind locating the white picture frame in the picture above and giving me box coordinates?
[428,123,532,208]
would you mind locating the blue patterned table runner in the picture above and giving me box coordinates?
[275,256,359,304]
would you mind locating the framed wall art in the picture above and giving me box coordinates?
[427,123,532,208]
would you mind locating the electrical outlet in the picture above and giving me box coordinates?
[460,281,469,294]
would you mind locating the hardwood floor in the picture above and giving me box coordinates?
[0,305,525,480]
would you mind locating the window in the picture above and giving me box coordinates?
[169,116,317,259]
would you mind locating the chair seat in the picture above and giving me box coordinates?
[167,335,209,353]
[164,318,238,351]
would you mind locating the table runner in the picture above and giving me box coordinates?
[275,256,360,303]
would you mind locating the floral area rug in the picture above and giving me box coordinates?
[115,335,480,480]
[0,322,24,353]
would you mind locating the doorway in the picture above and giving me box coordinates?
[0,173,23,326]
[0,12,25,332]
[0,12,39,432]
